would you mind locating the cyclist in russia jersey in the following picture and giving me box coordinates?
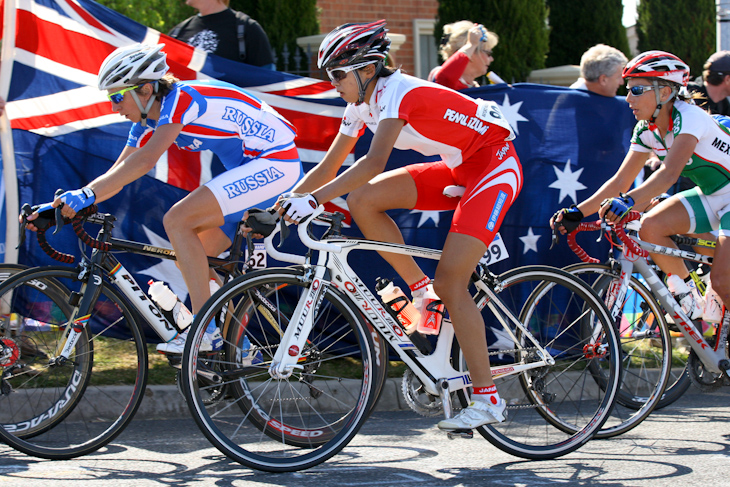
[629,99,730,195]
[126,79,297,171]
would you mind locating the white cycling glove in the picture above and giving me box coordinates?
[278,192,318,223]
[58,187,96,212]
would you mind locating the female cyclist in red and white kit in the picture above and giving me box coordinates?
[277,20,522,431]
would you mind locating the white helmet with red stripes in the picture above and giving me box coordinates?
[98,43,169,90]
[317,20,391,70]
[622,50,690,87]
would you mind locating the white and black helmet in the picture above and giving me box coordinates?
[317,20,390,70]
[97,43,169,90]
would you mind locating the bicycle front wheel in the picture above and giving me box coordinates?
[457,265,620,459]
[566,263,671,438]
[181,268,381,472]
[0,266,148,459]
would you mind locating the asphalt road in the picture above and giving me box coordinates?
[0,385,728,487]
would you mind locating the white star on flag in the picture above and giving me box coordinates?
[499,94,529,135]
[519,227,541,254]
[136,226,188,301]
[410,210,441,227]
[549,159,587,204]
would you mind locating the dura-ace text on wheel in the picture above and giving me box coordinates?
[0,267,148,459]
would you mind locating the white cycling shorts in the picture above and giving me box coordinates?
[676,183,730,237]
[206,155,302,240]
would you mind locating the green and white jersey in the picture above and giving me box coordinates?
[629,100,730,195]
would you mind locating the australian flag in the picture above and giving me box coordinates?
[1,0,638,323]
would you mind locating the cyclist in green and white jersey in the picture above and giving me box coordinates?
[552,50,730,319]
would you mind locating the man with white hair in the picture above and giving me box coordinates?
[570,44,628,97]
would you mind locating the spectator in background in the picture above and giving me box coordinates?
[169,0,275,70]
[428,21,505,90]
[570,44,627,97]
[687,51,730,115]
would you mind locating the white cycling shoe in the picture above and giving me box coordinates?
[437,399,507,431]
[156,327,223,355]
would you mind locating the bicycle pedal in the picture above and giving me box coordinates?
[446,429,473,440]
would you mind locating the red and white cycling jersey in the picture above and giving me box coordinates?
[340,71,521,245]
[339,71,515,168]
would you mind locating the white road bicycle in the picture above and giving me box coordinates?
[180,206,621,472]
[565,211,730,434]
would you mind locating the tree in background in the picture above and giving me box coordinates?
[546,0,629,68]
[435,0,549,83]
[97,0,193,33]
[636,0,715,79]
[231,0,320,73]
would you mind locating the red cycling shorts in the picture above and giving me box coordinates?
[405,142,522,246]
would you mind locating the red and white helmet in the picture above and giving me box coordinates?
[317,20,391,70]
[622,50,690,87]
[98,43,169,90]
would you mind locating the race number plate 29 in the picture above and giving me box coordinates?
[479,232,509,266]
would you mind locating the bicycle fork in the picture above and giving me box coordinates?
[269,266,330,379]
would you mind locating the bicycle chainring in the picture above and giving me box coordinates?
[687,349,724,392]
[401,369,443,417]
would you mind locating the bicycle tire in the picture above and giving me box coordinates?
[566,263,671,438]
[0,266,148,459]
[454,265,620,459]
[181,267,382,472]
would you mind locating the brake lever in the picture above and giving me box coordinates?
[16,203,33,249]
[53,188,65,235]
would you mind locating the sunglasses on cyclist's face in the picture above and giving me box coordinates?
[107,85,140,104]
[627,85,657,96]
[326,65,363,82]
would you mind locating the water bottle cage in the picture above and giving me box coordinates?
[425,300,445,316]
[386,296,409,314]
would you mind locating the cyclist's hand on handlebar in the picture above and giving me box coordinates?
[550,205,584,235]
[242,208,279,239]
[275,192,318,224]
[55,187,96,218]
[20,202,57,233]
[599,193,634,222]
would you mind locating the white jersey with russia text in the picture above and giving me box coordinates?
[126,80,297,170]
[338,71,515,168]
[629,100,730,195]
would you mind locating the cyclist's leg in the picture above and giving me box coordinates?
[166,155,302,312]
[164,187,227,313]
[709,205,730,306]
[434,234,491,387]
[640,193,696,278]
[347,166,431,284]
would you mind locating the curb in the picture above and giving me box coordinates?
[131,377,408,421]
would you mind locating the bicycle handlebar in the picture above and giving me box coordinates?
[26,205,102,263]
[263,206,344,264]
[566,210,647,263]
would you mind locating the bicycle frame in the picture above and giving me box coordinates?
[40,211,250,361]
[264,208,554,402]
[573,220,730,375]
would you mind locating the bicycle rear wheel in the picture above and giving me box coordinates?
[566,263,671,438]
[0,266,148,459]
[457,265,620,459]
[181,268,382,472]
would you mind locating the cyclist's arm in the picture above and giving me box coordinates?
[311,118,405,204]
[576,149,649,217]
[85,123,183,203]
[291,132,358,193]
[622,133,697,209]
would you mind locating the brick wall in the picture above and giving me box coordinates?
[315,0,439,75]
